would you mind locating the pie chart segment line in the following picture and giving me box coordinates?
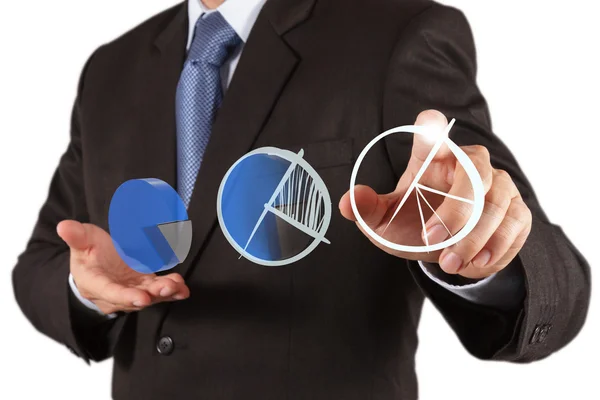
[243,149,303,252]
[416,183,474,205]
[383,119,456,234]
[382,134,446,234]
[416,186,453,238]
[416,189,429,248]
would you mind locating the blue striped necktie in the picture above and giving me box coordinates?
[176,11,241,207]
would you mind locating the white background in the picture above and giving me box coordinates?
[0,0,598,399]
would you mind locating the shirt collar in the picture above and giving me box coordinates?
[187,0,267,49]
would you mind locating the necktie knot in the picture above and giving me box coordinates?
[188,11,241,67]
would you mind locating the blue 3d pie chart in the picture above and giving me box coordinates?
[108,178,192,274]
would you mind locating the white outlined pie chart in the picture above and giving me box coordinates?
[350,119,485,253]
[217,147,332,266]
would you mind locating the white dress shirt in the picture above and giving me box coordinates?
[188,0,267,90]
[69,0,523,317]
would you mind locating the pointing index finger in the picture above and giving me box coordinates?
[411,110,452,162]
[383,118,456,234]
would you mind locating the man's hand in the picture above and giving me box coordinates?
[339,110,532,279]
[57,220,190,315]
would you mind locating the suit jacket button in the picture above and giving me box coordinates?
[157,336,174,355]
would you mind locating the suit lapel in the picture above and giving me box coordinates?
[142,0,316,337]
[142,4,188,189]
[174,0,317,280]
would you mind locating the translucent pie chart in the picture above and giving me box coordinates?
[217,147,332,266]
[109,178,192,274]
[350,119,485,253]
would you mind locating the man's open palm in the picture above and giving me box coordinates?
[57,220,190,315]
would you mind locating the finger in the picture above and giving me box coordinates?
[438,169,518,274]
[161,274,191,300]
[57,220,91,251]
[93,299,142,315]
[145,276,190,300]
[392,111,453,196]
[411,110,452,163]
[422,145,494,245]
[90,299,119,315]
[164,283,191,302]
[85,274,152,308]
[461,145,494,191]
[339,185,392,227]
[162,272,185,284]
[105,282,152,308]
[461,197,532,278]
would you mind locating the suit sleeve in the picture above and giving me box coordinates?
[11,49,125,363]
[382,4,591,361]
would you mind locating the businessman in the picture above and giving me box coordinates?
[13,0,591,399]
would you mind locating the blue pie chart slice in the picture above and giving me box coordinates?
[108,178,192,274]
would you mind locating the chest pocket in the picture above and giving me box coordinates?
[287,138,354,170]
[282,138,355,210]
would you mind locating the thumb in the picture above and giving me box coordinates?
[339,185,392,228]
[410,109,451,163]
[57,220,91,251]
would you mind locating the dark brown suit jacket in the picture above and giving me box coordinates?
[13,0,591,399]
